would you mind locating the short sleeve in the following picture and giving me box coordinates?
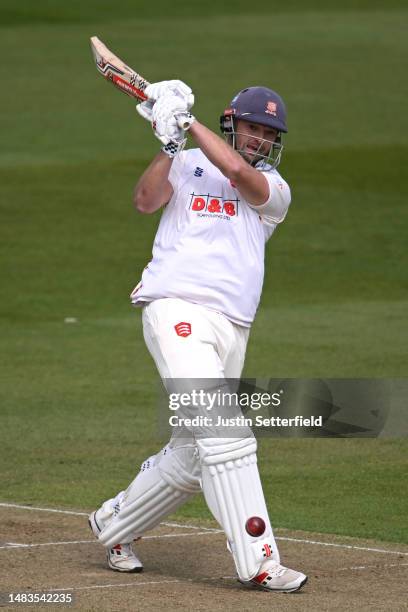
[247,171,291,225]
[168,150,187,192]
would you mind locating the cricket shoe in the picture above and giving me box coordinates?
[240,559,307,593]
[89,510,143,573]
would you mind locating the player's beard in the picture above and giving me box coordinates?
[239,143,268,166]
[235,134,272,166]
[226,132,279,167]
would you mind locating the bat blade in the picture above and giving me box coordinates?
[90,36,194,131]
[90,36,149,101]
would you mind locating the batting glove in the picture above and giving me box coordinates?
[136,98,154,122]
[137,80,194,124]
[161,140,186,159]
[152,95,195,146]
[145,80,194,109]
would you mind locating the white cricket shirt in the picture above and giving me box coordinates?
[131,148,291,327]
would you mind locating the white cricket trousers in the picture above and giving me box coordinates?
[99,298,280,569]
[142,298,250,379]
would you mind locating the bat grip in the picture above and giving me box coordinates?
[176,113,195,130]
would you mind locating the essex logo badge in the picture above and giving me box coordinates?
[174,322,192,337]
[266,101,277,116]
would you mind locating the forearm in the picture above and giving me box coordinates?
[188,120,246,181]
[133,151,174,214]
[188,120,269,205]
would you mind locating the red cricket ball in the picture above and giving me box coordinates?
[245,516,266,537]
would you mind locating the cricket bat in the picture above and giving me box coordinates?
[90,36,193,129]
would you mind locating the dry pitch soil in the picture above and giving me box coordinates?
[0,506,407,611]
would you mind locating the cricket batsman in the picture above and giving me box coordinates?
[89,82,308,593]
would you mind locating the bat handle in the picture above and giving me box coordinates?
[176,113,195,131]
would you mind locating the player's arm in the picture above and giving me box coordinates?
[188,121,269,206]
[140,90,269,206]
[134,85,193,214]
[133,151,174,214]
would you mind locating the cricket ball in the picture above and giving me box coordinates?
[245,516,266,537]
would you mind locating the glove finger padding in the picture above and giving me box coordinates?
[168,81,194,110]
[184,92,194,110]
[145,80,194,110]
[144,80,171,101]
[152,95,189,145]
[154,118,184,146]
[136,99,154,122]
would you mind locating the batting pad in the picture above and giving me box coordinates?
[197,437,280,581]
[98,444,201,548]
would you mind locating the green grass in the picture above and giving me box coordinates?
[1,0,406,27]
[0,1,407,545]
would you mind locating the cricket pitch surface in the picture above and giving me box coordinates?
[0,504,407,611]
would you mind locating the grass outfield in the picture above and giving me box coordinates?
[1,1,407,545]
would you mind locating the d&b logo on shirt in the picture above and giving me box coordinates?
[189,192,239,219]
